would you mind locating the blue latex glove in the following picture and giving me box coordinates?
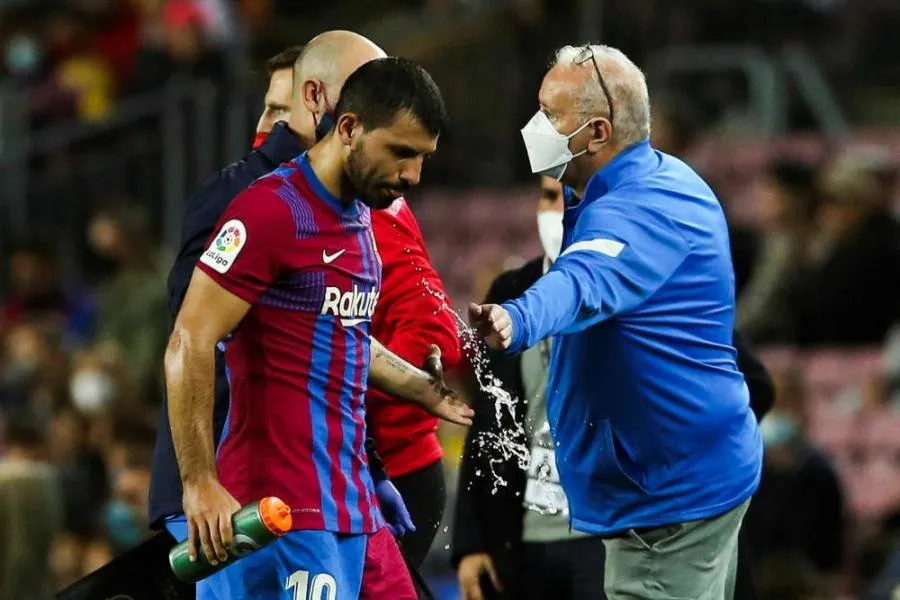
[375,479,415,538]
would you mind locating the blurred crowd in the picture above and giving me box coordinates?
[0,206,168,594]
[1,1,900,599]
[0,0,235,124]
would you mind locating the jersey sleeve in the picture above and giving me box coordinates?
[502,199,691,353]
[196,186,296,304]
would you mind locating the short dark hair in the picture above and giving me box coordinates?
[335,57,448,137]
[266,46,304,75]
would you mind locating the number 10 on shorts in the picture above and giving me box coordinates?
[286,570,337,600]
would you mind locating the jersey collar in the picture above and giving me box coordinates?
[296,152,359,215]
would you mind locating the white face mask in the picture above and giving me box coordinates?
[70,371,116,415]
[521,111,591,181]
[537,210,564,262]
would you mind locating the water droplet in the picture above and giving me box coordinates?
[444,544,450,551]
[442,526,449,533]
[417,277,530,493]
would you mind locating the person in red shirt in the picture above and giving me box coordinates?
[253,46,462,566]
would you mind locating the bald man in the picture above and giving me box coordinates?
[470,44,762,600]
[253,45,463,568]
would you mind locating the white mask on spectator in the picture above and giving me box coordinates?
[70,371,116,415]
[537,210,564,262]
[521,111,590,181]
[759,414,799,447]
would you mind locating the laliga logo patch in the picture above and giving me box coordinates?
[231,533,261,557]
[201,219,247,274]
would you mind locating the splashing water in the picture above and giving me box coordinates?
[420,279,531,495]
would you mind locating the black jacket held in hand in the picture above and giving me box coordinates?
[450,255,774,593]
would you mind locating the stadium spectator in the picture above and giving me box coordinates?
[788,153,900,346]
[0,411,64,600]
[86,207,168,399]
[2,243,71,336]
[131,0,225,94]
[48,405,109,539]
[737,159,820,344]
[743,365,846,580]
[0,320,71,417]
[47,6,115,123]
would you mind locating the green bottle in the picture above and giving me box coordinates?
[169,496,293,583]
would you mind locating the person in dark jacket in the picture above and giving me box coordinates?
[451,176,775,600]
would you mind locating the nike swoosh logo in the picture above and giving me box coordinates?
[322,249,346,264]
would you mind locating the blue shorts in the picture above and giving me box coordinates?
[165,513,189,542]
[195,527,415,600]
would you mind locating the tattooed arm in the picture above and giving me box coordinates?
[369,338,473,426]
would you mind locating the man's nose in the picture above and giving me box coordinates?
[400,157,424,187]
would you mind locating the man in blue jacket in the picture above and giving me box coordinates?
[470,44,763,599]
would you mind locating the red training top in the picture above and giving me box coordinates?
[368,198,462,478]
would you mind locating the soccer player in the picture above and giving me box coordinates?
[150,32,417,547]
[254,46,462,566]
[166,57,466,600]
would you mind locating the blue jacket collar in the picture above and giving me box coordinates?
[257,121,306,166]
[582,139,658,203]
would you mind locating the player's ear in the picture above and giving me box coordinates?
[336,113,361,147]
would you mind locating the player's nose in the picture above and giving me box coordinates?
[399,157,424,188]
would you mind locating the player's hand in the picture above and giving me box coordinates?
[458,553,503,600]
[420,344,474,427]
[182,474,242,565]
[468,303,513,351]
[374,479,415,538]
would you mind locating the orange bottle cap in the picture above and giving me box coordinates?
[259,496,293,535]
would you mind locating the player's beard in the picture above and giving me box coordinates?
[345,140,396,210]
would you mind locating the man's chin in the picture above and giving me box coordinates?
[361,190,401,210]
[362,196,396,210]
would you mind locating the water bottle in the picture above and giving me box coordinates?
[169,496,292,583]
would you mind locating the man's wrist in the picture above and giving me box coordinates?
[407,370,434,405]
[181,468,218,486]
[501,301,525,352]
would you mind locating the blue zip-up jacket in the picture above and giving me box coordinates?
[503,140,763,535]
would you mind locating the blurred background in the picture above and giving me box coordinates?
[0,0,899,598]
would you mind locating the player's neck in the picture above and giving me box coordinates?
[307,140,356,207]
